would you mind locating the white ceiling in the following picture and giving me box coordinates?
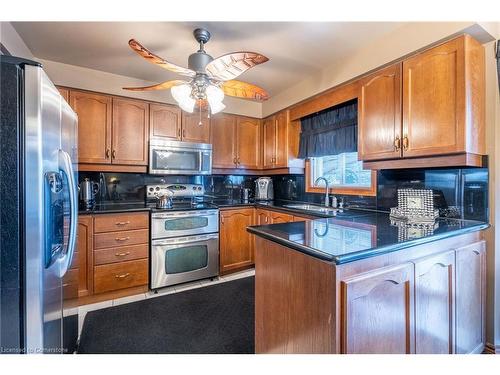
[12,22,403,97]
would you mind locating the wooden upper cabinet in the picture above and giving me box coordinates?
[112,98,149,165]
[274,111,289,168]
[149,103,181,140]
[219,208,255,275]
[69,90,112,164]
[181,111,211,143]
[237,117,261,169]
[262,116,276,169]
[211,113,237,168]
[402,35,485,158]
[358,63,402,161]
[341,263,415,354]
[57,87,69,103]
[413,251,455,354]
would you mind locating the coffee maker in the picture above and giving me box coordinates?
[79,178,100,209]
[255,177,274,201]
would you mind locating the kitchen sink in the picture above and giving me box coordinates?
[282,204,338,215]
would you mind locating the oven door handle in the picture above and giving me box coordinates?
[152,210,219,219]
[152,233,219,246]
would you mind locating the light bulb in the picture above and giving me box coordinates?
[171,84,195,113]
[206,84,225,114]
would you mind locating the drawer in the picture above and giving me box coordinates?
[94,259,148,294]
[94,244,149,266]
[94,212,149,233]
[94,229,149,249]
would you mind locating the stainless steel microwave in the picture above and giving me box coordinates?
[149,138,212,175]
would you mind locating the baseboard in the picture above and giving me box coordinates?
[484,342,498,354]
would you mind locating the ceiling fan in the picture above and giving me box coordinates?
[123,28,270,117]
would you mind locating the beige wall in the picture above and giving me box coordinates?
[37,58,262,118]
[0,22,34,59]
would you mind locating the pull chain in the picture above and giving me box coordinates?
[198,105,202,126]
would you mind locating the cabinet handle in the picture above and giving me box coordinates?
[115,221,130,226]
[178,128,181,138]
[115,251,131,257]
[233,157,237,165]
[112,150,116,159]
[237,157,240,164]
[105,149,110,159]
[402,135,409,151]
[221,216,224,224]
[115,236,130,242]
[182,129,186,138]
[394,136,401,151]
[115,273,130,279]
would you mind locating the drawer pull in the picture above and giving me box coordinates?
[115,237,130,242]
[115,273,130,279]
[115,251,131,257]
[115,221,130,226]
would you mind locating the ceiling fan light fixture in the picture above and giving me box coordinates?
[206,84,225,114]
[171,83,195,113]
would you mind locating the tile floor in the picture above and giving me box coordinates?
[74,268,256,337]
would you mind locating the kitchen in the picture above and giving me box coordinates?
[1,8,500,366]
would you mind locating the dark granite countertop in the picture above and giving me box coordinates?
[247,210,489,264]
[79,202,151,215]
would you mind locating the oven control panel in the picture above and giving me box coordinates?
[146,184,205,198]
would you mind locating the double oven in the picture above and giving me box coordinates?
[150,206,219,289]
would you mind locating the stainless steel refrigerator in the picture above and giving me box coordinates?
[0,55,78,353]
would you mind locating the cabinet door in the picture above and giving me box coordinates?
[211,113,237,168]
[414,251,455,354]
[149,103,181,140]
[262,116,276,169]
[69,90,112,164]
[274,110,289,168]
[237,117,261,169]
[219,209,255,275]
[181,111,210,143]
[57,86,69,103]
[270,211,294,224]
[455,241,486,354]
[358,63,402,161]
[402,38,465,157]
[256,209,271,225]
[341,263,415,354]
[111,98,149,165]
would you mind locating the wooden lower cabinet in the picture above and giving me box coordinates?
[94,259,149,294]
[455,241,486,354]
[219,208,255,275]
[254,232,486,354]
[341,263,415,354]
[269,211,294,223]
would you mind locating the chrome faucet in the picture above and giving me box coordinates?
[315,177,330,207]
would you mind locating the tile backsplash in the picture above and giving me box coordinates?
[79,166,488,222]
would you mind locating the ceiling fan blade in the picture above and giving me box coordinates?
[123,80,187,91]
[221,80,270,101]
[206,52,269,81]
[129,39,195,77]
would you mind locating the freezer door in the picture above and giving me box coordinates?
[24,66,78,354]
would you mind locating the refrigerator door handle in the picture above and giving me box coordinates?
[58,149,78,277]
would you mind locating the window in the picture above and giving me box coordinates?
[306,152,376,196]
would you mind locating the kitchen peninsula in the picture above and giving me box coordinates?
[248,211,489,354]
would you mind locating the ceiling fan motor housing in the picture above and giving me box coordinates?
[188,52,214,74]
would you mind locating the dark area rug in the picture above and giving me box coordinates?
[78,276,254,354]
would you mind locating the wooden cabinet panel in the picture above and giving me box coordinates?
[402,38,465,157]
[93,212,149,233]
[219,208,255,275]
[57,86,69,103]
[237,117,261,169]
[149,103,181,140]
[94,229,149,250]
[181,111,210,143]
[341,263,415,354]
[274,111,289,168]
[69,90,112,164]
[270,211,294,224]
[455,241,486,354]
[256,209,271,225]
[262,116,276,169]
[112,98,149,165]
[211,113,237,168]
[414,251,455,354]
[94,244,149,266]
[94,259,148,294]
[358,63,402,161]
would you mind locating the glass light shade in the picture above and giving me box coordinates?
[206,84,225,114]
[171,84,195,113]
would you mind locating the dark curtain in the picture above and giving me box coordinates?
[298,99,358,158]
